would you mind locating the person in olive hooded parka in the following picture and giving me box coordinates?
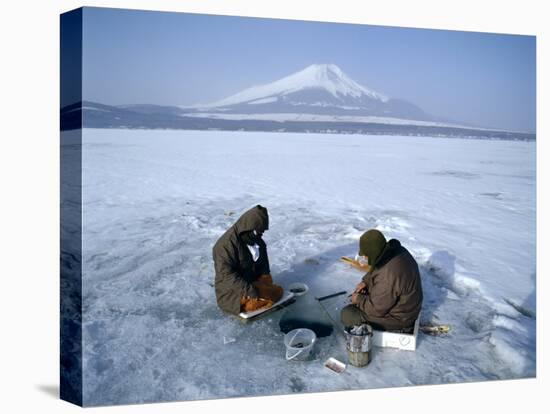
[212,205,283,315]
[341,229,423,333]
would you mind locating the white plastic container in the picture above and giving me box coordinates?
[284,328,316,361]
[324,357,346,374]
[372,316,420,351]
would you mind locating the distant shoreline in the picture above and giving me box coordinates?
[60,102,536,141]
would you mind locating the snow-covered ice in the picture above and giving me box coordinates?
[78,128,535,406]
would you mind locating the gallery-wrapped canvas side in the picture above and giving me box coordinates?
[60,7,83,407]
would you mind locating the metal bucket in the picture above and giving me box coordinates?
[344,324,373,367]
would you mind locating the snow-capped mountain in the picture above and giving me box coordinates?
[200,63,388,107]
[186,63,433,121]
[65,63,535,140]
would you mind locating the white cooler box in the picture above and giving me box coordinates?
[372,316,420,351]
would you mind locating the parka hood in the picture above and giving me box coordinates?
[359,229,387,267]
[233,205,269,235]
[373,238,402,269]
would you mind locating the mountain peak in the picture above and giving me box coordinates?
[291,63,388,101]
[199,63,388,108]
[303,63,344,76]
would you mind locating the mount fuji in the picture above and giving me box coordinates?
[185,63,436,122]
[64,64,534,140]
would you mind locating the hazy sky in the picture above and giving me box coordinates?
[81,7,536,132]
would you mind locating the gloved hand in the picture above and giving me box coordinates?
[253,275,283,302]
[240,297,273,312]
[258,274,273,284]
[351,292,365,305]
[255,283,283,302]
[354,281,367,294]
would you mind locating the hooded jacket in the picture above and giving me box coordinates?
[356,239,423,329]
[212,205,270,315]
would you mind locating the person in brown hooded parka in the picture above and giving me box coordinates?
[341,229,423,333]
[212,205,283,315]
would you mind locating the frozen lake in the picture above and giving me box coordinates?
[78,129,535,406]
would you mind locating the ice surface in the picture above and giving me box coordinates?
[80,129,535,406]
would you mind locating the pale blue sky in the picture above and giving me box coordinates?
[81,7,536,132]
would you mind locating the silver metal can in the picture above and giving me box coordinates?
[344,324,373,367]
